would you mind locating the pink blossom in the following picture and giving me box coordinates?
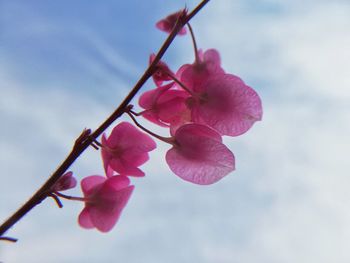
[78,175,134,232]
[189,74,263,136]
[52,171,77,192]
[166,123,235,185]
[139,83,190,131]
[101,122,156,177]
[156,10,187,35]
[149,54,174,86]
[138,83,173,127]
[177,49,225,91]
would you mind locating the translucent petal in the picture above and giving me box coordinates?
[78,207,94,229]
[166,124,235,185]
[81,175,105,196]
[192,74,263,136]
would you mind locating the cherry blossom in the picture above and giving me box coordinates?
[78,175,134,232]
[52,171,77,192]
[156,9,187,35]
[166,123,235,185]
[101,122,156,177]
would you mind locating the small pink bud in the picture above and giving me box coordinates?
[156,9,187,35]
[149,54,174,86]
[52,171,77,192]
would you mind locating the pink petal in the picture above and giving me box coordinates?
[89,185,134,232]
[122,151,150,167]
[192,74,262,136]
[176,49,225,92]
[176,122,222,142]
[78,207,94,229]
[141,112,170,127]
[166,124,235,185]
[105,165,116,178]
[107,122,156,151]
[101,134,112,175]
[109,158,145,177]
[104,175,131,191]
[203,49,223,73]
[139,83,190,130]
[156,90,190,126]
[139,84,174,127]
[81,175,105,196]
[139,83,173,109]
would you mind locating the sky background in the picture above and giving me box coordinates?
[1,0,350,262]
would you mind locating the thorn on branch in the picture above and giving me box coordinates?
[0,236,18,243]
[75,128,101,150]
[89,137,103,150]
[75,128,92,146]
[90,142,99,150]
[125,104,134,112]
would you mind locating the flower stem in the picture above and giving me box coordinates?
[48,193,63,208]
[165,72,195,96]
[0,0,211,239]
[126,111,174,144]
[55,192,86,202]
[187,23,200,63]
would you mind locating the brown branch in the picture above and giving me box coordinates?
[0,0,210,238]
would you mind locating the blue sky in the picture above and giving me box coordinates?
[1,0,350,262]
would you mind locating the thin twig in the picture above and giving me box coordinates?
[47,193,63,208]
[0,236,18,243]
[126,110,173,144]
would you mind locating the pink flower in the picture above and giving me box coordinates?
[156,9,187,35]
[78,175,134,232]
[177,49,225,90]
[139,83,190,132]
[166,123,235,185]
[189,74,263,136]
[149,54,174,86]
[52,171,77,192]
[101,122,156,177]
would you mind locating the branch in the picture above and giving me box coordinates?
[0,0,210,238]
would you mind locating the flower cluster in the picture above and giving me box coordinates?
[138,10,262,184]
[50,9,262,233]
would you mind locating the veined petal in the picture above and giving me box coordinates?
[89,185,134,232]
[192,74,262,136]
[166,124,235,185]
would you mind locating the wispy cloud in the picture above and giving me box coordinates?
[1,0,350,262]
